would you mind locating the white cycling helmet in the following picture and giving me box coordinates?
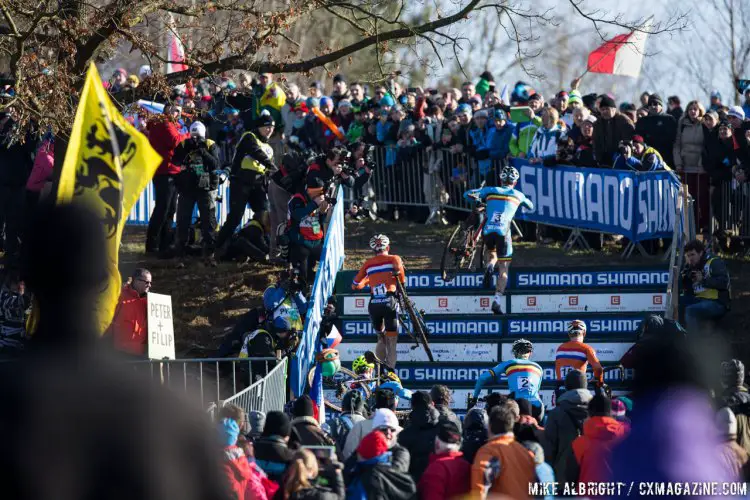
[189,121,206,139]
[568,319,587,337]
[500,166,519,184]
[369,234,390,252]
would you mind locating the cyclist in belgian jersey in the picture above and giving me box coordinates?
[463,166,534,315]
[555,320,603,386]
[471,338,545,420]
[352,234,406,368]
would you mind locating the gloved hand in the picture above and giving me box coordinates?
[213,169,229,184]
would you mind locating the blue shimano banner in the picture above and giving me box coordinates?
[506,315,649,336]
[513,160,680,242]
[341,318,502,336]
[393,364,634,384]
[291,189,346,397]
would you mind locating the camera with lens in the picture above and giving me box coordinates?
[618,140,633,157]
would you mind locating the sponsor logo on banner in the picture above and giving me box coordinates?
[611,295,620,305]
[394,365,634,384]
[342,319,502,336]
[343,295,493,315]
[514,270,669,289]
[338,343,498,362]
[504,342,632,363]
[527,297,537,307]
[507,316,646,335]
[510,293,666,314]
[653,295,663,305]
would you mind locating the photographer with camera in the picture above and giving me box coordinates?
[171,121,221,260]
[306,147,356,203]
[346,141,377,220]
[613,135,667,171]
[679,239,731,333]
[287,184,330,286]
[215,111,276,253]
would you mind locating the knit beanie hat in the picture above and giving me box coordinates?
[565,370,588,390]
[589,393,612,417]
[648,93,664,107]
[320,96,333,108]
[333,73,346,84]
[599,95,617,109]
[219,418,240,447]
[263,411,292,437]
[722,359,745,388]
[716,407,738,440]
[248,411,266,436]
[568,90,583,106]
[411,391,432,409]
[357,431,389,460]
[293,395,315,418]
[611,398,627,418]
[379,94,395,107]
[479,71,495,82]
[306,97,320,109]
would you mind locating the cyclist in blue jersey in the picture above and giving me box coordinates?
[463,165,534,314]
[470,338,545,421]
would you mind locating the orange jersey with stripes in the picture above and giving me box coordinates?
[555,340,603,384]
[352,254,406,297]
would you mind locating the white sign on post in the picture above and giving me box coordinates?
[147,292,175,360]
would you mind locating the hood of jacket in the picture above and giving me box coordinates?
[409,406,440,429]
[463,407,488,433]
[342,390,366,415]
[557,388,593,407]
[291,416,320,428]
[582,416,627,442]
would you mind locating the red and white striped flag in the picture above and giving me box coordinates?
[166,16,188,74]
[586,24,649,78]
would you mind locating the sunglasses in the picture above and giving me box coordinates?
[136,278,152,286]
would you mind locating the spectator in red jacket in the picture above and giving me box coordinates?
[220,417,254,499]
[568,393,628,483]
[107,268,151,357]
[418,420,471,500]
[146,106,186,254]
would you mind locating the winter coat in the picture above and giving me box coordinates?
[528,125,567,162]
[469,125,494,175]
[417,451,471,500]
[290,416,335,448]
[398,406,440,482]
[489,122,514,161]
[342,418,374,460]
[636,112,677,166]
[107,286,148,356]
[460,408,489,464]
[718,441,750,481]
[286,468,345,500]
[673,116,705,173]
[593,113,635,166]
[609,388,739,497]
[470,434,536,499]
[0,119,36,188]
[255,435,295,482]
[703,129,736,185]
[344,453,417,500]
[330,413,366,460]
[223,445,253,500]
[148,119,184,176]
[434,404,462,433]
[246,460,273,500]
[572,135,596,166]
[26,139,54,193]
[569,416,628,483]
[543,388,592,483]
[509,118,541,157]
[718,388,750,456]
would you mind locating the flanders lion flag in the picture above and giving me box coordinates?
[55,62,161,334]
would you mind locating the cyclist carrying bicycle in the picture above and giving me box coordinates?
[470,338,545,421]
[555,320,604,387]
[352,234,406,368]
[463,166,534,314]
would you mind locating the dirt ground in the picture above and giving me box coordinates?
[121,219,750,358]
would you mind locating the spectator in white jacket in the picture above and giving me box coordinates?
[529,107,567,164]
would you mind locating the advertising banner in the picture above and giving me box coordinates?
[510,292,666,314]
[514,160,680,242]
[343,295,494,316]
[506,315,649,337]
[392,364,634,384]
[337,342,498,363]
[504,342,633,363]
[340,318,502,337]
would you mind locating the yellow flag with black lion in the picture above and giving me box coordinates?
[53,62,162,334]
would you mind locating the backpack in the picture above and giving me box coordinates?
[332,414,355,455]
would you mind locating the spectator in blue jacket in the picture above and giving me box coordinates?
[613,135,666,171]
[489,109,514,163]
[469,109,494,184]
[529,107,567,165]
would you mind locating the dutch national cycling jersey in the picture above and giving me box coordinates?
[352,254,406,298]
[473,358,543,405]
[555,340,604,384]
[463,186,534,236]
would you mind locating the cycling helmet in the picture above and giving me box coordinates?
[369,234,390,252]
[352,355,375,374]
[568,319,587,337]
[511,338,534,358]
[499,166,519,184]
[380,381,412,401]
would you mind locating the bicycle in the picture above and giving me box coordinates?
[441,194,486,282]
[394,274,435,362]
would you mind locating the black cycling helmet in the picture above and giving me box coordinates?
[511,338,534,358]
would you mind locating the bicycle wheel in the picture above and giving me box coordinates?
[441,224,476,281]
[398,288,435,362]
[307,366,372,413]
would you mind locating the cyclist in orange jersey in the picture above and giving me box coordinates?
[555,319,604,386]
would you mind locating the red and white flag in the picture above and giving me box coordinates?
[166,16,188,74]
[586,24,650,78]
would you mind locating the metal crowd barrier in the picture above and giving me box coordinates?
[221,356,288,415]
[128,357,279,409]
[711,180,750,242]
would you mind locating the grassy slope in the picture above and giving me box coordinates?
[121,219,750,358]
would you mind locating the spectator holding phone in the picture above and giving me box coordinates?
[280,448,344,500]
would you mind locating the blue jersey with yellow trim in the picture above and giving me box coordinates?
[477,359,543,403]
[463,186,533,236]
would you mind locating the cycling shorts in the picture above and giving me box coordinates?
[369,296,399,335]
[484,231,512,258]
